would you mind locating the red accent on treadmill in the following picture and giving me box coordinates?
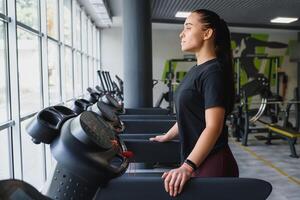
[121,151,134,158]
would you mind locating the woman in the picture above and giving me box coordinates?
[150,9,239,197]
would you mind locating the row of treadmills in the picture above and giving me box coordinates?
[0,87,272,200]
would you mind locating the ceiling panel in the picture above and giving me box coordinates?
[151,0,300,29]
[107,0,300,30]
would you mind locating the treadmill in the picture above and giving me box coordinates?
[20,105,273,200]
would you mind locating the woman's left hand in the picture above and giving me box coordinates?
[162,163,193,197]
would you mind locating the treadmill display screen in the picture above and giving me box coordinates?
[80,111,115,149]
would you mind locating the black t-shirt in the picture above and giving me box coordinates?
[174,58,229,160]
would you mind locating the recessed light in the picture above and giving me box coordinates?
[270,17,298,23]
[175,11,191,18]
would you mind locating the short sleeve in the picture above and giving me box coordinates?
[202,71,226,109]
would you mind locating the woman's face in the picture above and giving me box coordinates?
[179,12,207,52]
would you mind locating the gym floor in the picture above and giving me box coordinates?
[232,134,300,200]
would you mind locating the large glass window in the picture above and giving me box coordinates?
[94,60,98,86]
[21,118,45,189]
[64,47,73,100]
[82,14,87,53]
[46,0,59,39]
[17,28,42,116]
[48,40,61,105]
[16,0,40,30]
[0,129,10,179]
[88,58,94,87]
[93,27,96,58]
[0,0,5,14]
[74,52,82,97]
[88,21,92,56]
[0,22,8,123]
[82,55,88,92]
[75,3,81,50]
[64,0,72,46]
[96,30,100,60]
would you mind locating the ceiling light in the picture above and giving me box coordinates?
[175,11,191,18]
[270,17,298,23]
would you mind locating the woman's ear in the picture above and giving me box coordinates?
[203,28,214,40]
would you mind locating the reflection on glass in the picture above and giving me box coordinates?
[48,40,61,105]
[64,47,73,100]
[0,0,5,14]
[47,0,59,39]
[16,0,39,30]
[93,27,97,58]
[96,30,100,60]
[64,0,72,45]
[88,58,94,87]
[0,129,10,179]
[74,52,82,97]
[82,56,88,93]
[94,60,98,87]
[17,28,41,116]
[0,22,8,123]
[21,118,45,189]
[82,14,87,53]
[75,3,81,50]
[88,21,92,56]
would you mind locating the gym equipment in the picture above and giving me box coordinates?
[236,74,300,158]
[163,57,196,113]
[27,109,129,199]
[96,174,272,200]
[119,133,180,164]
[0,179,51,200]
[98,70,173,115]
[72,92,176,134]
[24,106,272,200]
[234,55,280,98]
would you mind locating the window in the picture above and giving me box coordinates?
[0,0,5,14]
[88,21,92,56]
[0,129,10,179]
[21,118,45,189]
[64,47,73,100]
[82,55,88,93]
[64,0,72,46]
[0,22,8,123]
[17,28,42,116]
[93,27,96,58]
[96,30,100,60]
[82,14,87,53]
[48,40,61,105]
[16,0,40,30]
[46,0,59,39]
[75,3,81,50]
[94,60,98,86]
[88,58,93,87]
[74,52,82,97]
[0,0,99,189]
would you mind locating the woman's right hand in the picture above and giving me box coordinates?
[149,134,169,142]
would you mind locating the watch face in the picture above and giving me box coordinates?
[80,111,115,149]
[97,101,118,122]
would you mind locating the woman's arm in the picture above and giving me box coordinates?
[149,122,179,142]
[162,107,225,197]
[186,106,225,166]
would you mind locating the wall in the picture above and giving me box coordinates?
[100,24,299,108]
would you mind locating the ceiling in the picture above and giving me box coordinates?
[107,0,300,30]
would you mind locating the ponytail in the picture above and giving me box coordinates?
[192,9,235,114]
[216,19,235,113]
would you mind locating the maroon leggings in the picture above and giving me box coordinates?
[193,145,239,177]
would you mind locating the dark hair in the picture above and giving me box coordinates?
[192,9,235,114]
